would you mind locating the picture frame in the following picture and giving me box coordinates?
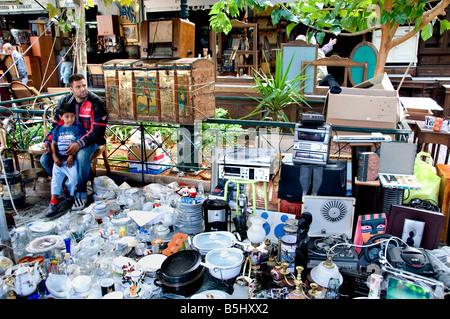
[120,23,139,42]
[386,204,445,250]
[281,40,318,94]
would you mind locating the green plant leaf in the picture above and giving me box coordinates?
[286,22,297,39]
[440,19,450,34]
[421,23,433,41]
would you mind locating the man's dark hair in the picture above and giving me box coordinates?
[58,102,76,116]
[68,74,85,86]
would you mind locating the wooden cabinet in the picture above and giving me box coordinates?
[24,56,41,89]
[29,36,58,90]
[372,26,420,64]
[214,20,259,77]
[140,19,195,59]
[417,7,450,76]
[96,15,119,36]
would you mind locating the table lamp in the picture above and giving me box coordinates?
[310,250,343,288]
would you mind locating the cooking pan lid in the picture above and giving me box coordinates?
[161,250,202,277]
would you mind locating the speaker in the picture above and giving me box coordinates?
[315,160,347,197]
[278,160,302,202]
[278,159,347,202]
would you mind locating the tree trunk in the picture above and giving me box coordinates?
[374,45,389,76]
[73,0,87,78]
[374,23,394,76]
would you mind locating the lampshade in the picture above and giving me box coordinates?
[246,216,266,245]
[310,254,343,288]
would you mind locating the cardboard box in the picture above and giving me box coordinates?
[128,146,171,173]
[399,97,443,120]
[325,87,402,129]
[354,72,395,90]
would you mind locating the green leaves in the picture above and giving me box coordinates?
[242,50,309,122]
[440,19,450,34]
[421,22,433,41]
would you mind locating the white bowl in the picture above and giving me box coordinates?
[137,254,167,275]
[46,274,72,298]
[72,275,92,293]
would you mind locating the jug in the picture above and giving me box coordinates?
[7,263,40,297]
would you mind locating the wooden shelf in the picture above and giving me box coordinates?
[354,177,380,187]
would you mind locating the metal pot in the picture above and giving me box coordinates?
[155,250,205,296]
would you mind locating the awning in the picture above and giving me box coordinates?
[0,0,54,15]
[143,0,216,13]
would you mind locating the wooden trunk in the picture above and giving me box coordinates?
[103,58,216,125]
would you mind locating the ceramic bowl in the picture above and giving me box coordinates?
[137,254,167,276]
[46,274,72,298]
[72,275,92,293]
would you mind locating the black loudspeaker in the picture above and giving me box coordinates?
[278,161,302,202]
[278,159,347,202]
[315,160,347,197]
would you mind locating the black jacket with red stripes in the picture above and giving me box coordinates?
[44,91,108,148]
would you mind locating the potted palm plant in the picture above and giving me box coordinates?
[242,51,310,123]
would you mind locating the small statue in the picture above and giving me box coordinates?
[294,211,312,281]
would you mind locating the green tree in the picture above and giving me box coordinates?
[209,0,450,76]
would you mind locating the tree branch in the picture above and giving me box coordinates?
[390,0,450,48]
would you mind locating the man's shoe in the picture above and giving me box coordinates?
[45,203,59,218]
[72,197,87,211]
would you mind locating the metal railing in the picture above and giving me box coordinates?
[0,89,412,180]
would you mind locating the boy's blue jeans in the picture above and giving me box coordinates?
[40,143,99,199]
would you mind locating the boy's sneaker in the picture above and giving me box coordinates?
[45,203,59,218]
[72,197,87,211]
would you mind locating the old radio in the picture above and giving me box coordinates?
[292,122,332,166]
[140,18,195,59]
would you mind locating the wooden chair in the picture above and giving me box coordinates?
[9,80,53,109]
[301,55,368,95]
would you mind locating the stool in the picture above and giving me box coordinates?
[90,144,111,181]
[436,164,450,244]
[223,179,268,215]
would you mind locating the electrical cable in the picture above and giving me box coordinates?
[328,235,409,269]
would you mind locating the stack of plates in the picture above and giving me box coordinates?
[176,200,205,235]
[26,221,57,239]
[26,235,64,253]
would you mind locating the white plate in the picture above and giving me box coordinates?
[26,235,63,253]
[137,254,167,272]
[27,221,56,233]
[191,290,229,299]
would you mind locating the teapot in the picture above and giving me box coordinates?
[6,263,41,297]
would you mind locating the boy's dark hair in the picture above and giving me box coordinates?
[58,103,76,116]
[69,74,85,86]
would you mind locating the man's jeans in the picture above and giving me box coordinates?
[40,143,99,199]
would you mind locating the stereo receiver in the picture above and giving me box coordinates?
[292,122,332,166]
[217,147,280,182]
